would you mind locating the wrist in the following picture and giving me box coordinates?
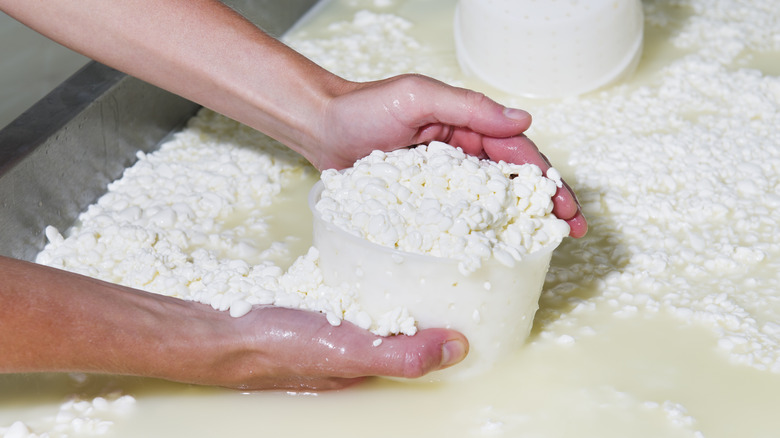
[237,54,353,169]
[128,297,246,386]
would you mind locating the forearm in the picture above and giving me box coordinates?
[0,256,232,381]
[0,256,465,390]
[0,0,347,163]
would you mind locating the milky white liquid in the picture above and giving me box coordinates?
[3,1,780,437]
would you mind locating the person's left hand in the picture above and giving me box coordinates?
[309,74,587,238]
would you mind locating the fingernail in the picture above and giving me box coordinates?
[503,107,531,122]
[440,339,468,369]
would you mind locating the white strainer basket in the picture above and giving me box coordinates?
[309,181,559,381]
[454,0,644,98]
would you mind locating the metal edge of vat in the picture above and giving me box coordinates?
[0,0,320,261]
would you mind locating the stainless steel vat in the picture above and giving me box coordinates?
[0,0,318,261]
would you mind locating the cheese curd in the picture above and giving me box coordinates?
[316,141,570,274]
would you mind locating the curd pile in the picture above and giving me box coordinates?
[315,142,568,274]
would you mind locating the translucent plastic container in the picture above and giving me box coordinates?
[309,181,559,381]
[454,0,644,98]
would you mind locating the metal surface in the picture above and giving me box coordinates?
[0,0,319,261]
[226,0,320,37]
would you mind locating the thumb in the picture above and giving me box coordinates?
[356,328,470,379]
[237,306,469,388]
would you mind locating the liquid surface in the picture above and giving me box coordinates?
[3,0,780,437]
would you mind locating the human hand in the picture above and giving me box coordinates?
[311,74,587,238]
[214,306,468,391]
